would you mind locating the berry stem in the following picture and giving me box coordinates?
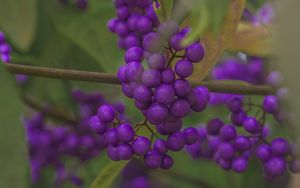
[22,94,78,124]
[5,63,276,95]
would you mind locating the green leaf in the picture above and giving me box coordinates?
[45,0,123,73]
[154,0,174,22]
[0,0,37,52]
[0,66,27,188]
[183,0,229,45]
[90,161,128,188]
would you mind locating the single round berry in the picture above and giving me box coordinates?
[174,60,193,78]
[185,43,205,63]
[206,118,223,135]
[153,139,168,154]
[183,127,199,145]
[173,79,192,98]
[234,136,251,151]
[170,99,191,118]
[117,65,128,83]
[232,157,248,173]
[143,32,162,53]
[227,97,243,113]
[144,150,163,169]
[117,124,135,142]
[267,71,283,87]
[115,21,129,37]
[142,69,161,88]
[107,145,120,161]
[256,144,272,161]
[97,105,115,123]
[263,96,279,114]
[218,142,236,160]
[169,33,185,51]
[88,116,106,134]
[147,103,168,124]
[219,125,237,141]
[161,68,175,84]
[117,6,129,20]
[118,144,134,160]
[264,157,287,177]
[270,138,290,156]
[161,155,174,169]
[137,16,153,34]
[105,128,118,145]
[134,85,153,103]
[167,132,186,151]
[124,47,144,63]
[243,117,261,134]
[155,84,175,105]
[126,61,144,82]
[231,110,246,126]
[147,53,166,70]
[132,136,151,156]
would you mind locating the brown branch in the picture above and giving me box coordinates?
[22,94,78,124]
[5,63,275,95]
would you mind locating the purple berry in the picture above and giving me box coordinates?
[263,96,279,114]
[170,99,191,118]
[256,144,271,161]
[219,125,237,141]
[154,84,175,105]
[147,103,168,124]
[89,116,106,134]
[206,118,223,135]
[142,69,161,88]
[243,117,260,134]
[153,139,168,154]
[234,136,251,151]
[270,138,290,156]
[185,43,205,63]
[232,157,248,173]
[117,124,135,142]
[125,47,144,63]
[132,136,151,156]
[167,132,185,151]
[97,105,115,123]
[161,155,174,169]
[183,127,199,145]
[144,150,162,169]
[174,60,193,78]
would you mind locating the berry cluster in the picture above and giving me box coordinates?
[186,95,300,179]
[105,0,212,169]
[23,90,124,186]
[90,103,202,169]
[58,0,88,10]
[210,56,265,105]
[0,31,12,63]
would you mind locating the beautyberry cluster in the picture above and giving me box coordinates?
[23,90,124,186]
[90,103,203,169]
[210,56,265,105]
[186,95,300,179]
[0,31,12,63]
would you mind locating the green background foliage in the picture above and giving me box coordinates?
[0,0,297,188]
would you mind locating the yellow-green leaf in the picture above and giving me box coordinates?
[0,0,37,52]
[90,161,128,188]
[226,22,274,57]
[183,0,229,45]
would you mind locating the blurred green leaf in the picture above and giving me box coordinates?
[91,161,128,188]
[45,0,123,73]
[154,0,174,22]
[0,0,37,52]
[183,0,229,45]
[247,0,267,11]
[0,66,27,188]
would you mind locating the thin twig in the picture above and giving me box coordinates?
[22,94,78,124]
[5,63,276,95]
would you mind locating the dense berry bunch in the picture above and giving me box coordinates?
[0,31,12,63]
[186,95,299,179]
[106,0,212,169]
[58,0,89,10]
[210,56,265,105]
[23,90,124,186]
[90,103,204,169]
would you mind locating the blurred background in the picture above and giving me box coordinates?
[0,0,299,188]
